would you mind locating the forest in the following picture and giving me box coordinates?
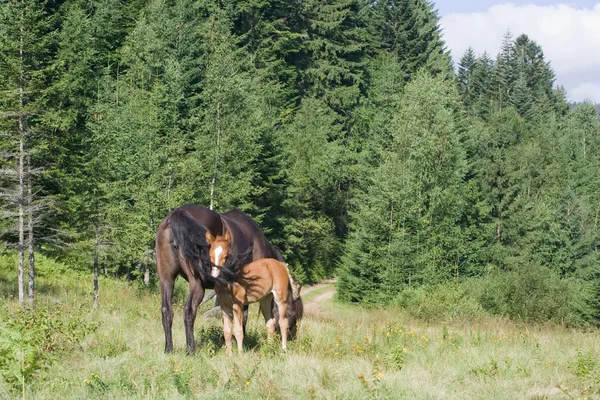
[1,0,599,326]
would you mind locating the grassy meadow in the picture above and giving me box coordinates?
[1,255,600,399]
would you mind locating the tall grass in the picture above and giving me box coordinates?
[1,254,599,399]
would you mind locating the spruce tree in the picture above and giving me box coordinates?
[372,0,452,79]
[277,97,343,282]
[0,0,55,305]
[299,0,375,117]
[339,72,467,302]
[182,10,274,215]
[457,47,477,106]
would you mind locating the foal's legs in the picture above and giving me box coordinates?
[221,306,234,355]
[260,294,276,336]
[184,277,205,354]
[232,303,245,353]
[273,290,289,351]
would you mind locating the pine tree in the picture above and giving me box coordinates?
[0,0,55,305]
[299,0,375,117]
[457,47,477,106]
[339,72,467,302]
[277,97,343,282]
[372,0,452,79]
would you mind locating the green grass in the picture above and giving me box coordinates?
[1,255,600,399]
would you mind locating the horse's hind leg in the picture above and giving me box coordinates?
[184,277,205,354]
[160,278,175,353]
[260,294,275,336]
[157,235,177,353]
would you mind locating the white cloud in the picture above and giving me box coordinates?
[440,3,600,102]
[570,82,600,103]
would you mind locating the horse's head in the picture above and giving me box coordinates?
[205,230,231,278]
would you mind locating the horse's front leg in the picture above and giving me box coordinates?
[184,278,205,354]
[222,307,234,355]
[233,303,245,353]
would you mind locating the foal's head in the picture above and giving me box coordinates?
[206,231,231,278]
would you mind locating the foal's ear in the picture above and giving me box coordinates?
[205,231,215,245]
[223,230,231,243]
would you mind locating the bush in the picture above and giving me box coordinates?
[394,282,485,321]
[467,263,595,326]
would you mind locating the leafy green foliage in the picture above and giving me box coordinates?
[0,324,43,394]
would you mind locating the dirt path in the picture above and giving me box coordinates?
[301,278,336,296]
[303,279,336,315]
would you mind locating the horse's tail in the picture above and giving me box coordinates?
[274,264,303,339]
[168,209,212,279]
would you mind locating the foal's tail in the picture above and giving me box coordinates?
[284,263,301,301]
[168,209,212,279]
[274,264,303,339]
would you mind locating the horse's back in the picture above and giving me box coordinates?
[221,210,282,261]
[179,204,223,234]
[155,205,223,280]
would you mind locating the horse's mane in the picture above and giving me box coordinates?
[213,245,254,286]
[168,209,212,280]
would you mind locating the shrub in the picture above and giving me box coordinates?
[467,263,594,326]
[394,282,485,321]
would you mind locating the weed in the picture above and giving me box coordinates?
[568,349,599,382]
[0,324,44,397]
[85,372,109,393]
[469,357,501,378]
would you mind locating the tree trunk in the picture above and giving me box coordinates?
[209,95,222,211]
[27,151,34,307]
[496,222,501,242]
[93,219,99,308]
[144,263,150,285]
[18,138,24,305]
[17,12,25,305]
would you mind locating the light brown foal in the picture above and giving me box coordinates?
[206,232,299,354]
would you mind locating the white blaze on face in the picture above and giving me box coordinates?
[214,245,223,266]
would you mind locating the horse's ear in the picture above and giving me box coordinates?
[205,231,215,245]
[224,230,231,243]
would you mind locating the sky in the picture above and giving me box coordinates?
[437,1,600,103]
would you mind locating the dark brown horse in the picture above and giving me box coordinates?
[156,206,302,353]
[155,204,222,353]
